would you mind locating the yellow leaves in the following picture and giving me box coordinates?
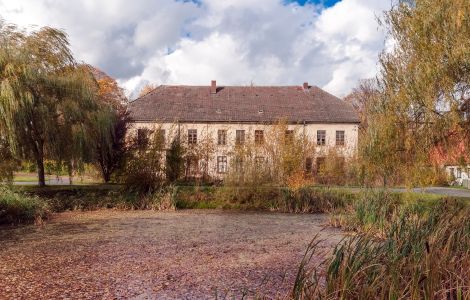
[370,0,470,186]
[138,83,158,98]
[96,76,126,111]
[286,170,313,191]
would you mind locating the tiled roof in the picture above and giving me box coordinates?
[128,84,360,124]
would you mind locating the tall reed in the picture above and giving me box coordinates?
[294,192,470,299]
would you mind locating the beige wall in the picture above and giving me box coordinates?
[129,121,359,177]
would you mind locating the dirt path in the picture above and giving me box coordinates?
[0,210,343,299]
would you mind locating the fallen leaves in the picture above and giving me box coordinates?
[0,210,342,298]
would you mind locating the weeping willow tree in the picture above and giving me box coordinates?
[361,0,470,186]
[0,20,108,186]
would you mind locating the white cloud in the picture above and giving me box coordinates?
[0,0,391,98]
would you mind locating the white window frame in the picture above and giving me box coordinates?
[217,156,228,173]
[336,130,345,146]
[317,130,326,146]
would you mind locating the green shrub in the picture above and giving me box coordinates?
[23,185,177,212]
[277,187,356,213]
[122,126,166,195]
[0,187,50,225]
[172,185,356,212]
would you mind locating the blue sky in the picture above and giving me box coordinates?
[0,0,390,98]
[292,0,341,7]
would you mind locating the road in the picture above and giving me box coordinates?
[404,187,470,198]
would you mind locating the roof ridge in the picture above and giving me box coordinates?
[156,84,319,88]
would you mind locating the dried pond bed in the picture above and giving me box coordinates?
[0,210,343,299]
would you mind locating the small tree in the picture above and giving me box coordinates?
[91,70,129,183]
[166,137,185,183]
[138,83,158,98]
[93,110,128,183]
[263,121,315,186]
[183,127,216,183]
[123,125,166,194]
[225,121,315,188]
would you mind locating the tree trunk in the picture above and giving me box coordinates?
[103,169,111,183]
[67,161,73,185]
[36,156,46,187]
[99,158,111,183]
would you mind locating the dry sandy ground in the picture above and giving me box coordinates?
[0,210,343,299]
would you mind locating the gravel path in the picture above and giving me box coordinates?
[407,187,470,198]
[0,210,342,299]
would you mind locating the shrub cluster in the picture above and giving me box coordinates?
[0,187,50,225]
[173,185,356,212]
[24,185,176,212]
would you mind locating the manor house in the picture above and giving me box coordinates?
[128,81,360,178]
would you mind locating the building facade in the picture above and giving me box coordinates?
[128,81,360,178]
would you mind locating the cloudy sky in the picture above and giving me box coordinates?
[0,0,392,98]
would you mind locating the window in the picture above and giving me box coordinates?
[218,130,227,145]
[305,157,313,173]
[137,128,150,146]
[188,129,197,145]
[316,157,326,174]
[186,157,199,176]
[336,130,345,146]
[449,167,455,177]
[457,168,462,178]
[157,129,165,145]
[217,156,228,173]
[234,157,244,173]
[285,130,294,144]
[317,130,326,146]
[255,130,264,145]
[236,130,245,145]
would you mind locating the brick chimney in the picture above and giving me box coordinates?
[303,82,309,90]
[211,80,217,94]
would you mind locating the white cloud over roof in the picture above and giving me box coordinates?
[0,0,391,98]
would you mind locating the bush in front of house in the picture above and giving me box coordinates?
[172,185,357,212]
[0,187,50,225]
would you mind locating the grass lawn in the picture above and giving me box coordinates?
[13,174,53,182]
[12,172,101,184]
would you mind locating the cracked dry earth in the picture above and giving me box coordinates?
[0,210,343,299]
